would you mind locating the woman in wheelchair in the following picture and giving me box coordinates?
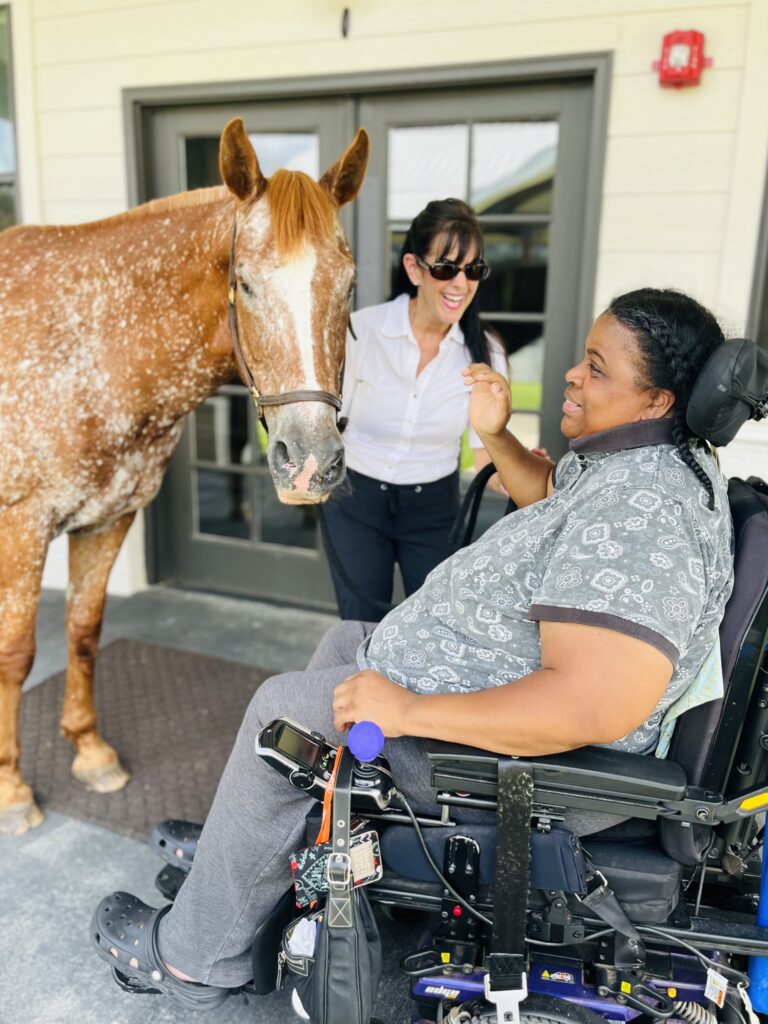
[91,287,738,1010]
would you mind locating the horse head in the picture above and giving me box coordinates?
[219,118,369,504]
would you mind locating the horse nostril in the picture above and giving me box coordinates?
[272,441,297,476]
[324,453,345,487]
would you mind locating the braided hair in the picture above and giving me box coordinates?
[391,198,491,366]
[607,288,725,510]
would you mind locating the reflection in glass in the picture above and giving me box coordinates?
[479,225,549,315]
[196,469,251,541]
[0,11,14,175]
[260,484,317,549]
[389,230,407,296]
[245,133,319,177]
[0,182,14,231]
[388,125,468,221]
[185,133,319,191]
[471,122,558,215]
[185,138,219,191]
[194,395,250,466]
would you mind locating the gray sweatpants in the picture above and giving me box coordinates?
[157,621,623,987]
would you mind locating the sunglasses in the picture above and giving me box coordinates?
[416,257,491,282]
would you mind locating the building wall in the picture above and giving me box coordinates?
[6,0,768,593]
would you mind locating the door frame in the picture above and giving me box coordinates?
[122,55,612,585]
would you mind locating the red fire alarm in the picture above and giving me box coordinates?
[657,30,706,87]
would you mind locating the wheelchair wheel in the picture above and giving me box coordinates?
[468,993,609,1024]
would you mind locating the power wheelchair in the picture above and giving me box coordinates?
[149,340,768,1024]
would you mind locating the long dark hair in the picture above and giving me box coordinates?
[607,288,725,509]
[391,198,491,365]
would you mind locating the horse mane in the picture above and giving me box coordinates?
[266,170,336,258]
[111,186,229,224]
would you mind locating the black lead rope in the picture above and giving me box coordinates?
[317,505,395,616]
[320,461,510,618]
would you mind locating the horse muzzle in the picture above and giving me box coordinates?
[265,404,346,503]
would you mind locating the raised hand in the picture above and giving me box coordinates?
[462,362,511,438]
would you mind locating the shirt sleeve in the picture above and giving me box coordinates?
[527,484,709,666]
[467,335,509,449]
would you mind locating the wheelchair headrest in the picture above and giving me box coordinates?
[686,338,768,446]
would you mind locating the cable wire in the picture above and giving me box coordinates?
[393,788,493,928]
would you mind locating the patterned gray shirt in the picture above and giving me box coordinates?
[358,420,734,754]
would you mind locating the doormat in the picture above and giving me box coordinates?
[18,639,268,841]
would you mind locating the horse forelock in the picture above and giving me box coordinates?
[264,170,337,259]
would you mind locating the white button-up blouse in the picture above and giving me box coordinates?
[340,293,508,485]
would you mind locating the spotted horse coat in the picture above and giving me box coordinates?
[0,119,369,835]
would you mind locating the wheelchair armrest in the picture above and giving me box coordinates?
[424,739,690,821]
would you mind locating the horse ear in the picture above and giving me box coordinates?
[319,128,370,208]
[220,118,267,202]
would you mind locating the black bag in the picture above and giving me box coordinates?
[279,746,382,1024]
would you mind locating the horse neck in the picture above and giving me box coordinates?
[114,190,237,418]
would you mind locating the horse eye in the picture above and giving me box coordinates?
[239,278,254,297]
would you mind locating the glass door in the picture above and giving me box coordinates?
[147,100,354,606]
[356,82,593,460]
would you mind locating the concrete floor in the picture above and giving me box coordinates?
[1,587,350,1024]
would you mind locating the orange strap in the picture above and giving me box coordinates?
[314,744,344,845]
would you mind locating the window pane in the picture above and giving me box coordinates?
[0,9,14,175]
[0,181,15,230]
[259,485,317,549]
[471,122,558,215]
[389,229,406,296]
[482,320,543,412]
[185,138,219,190]
[388,125,468,221]
[196,469,251,541]
[246,133,319,177]
[185,133,318,190]
[479,224,550,315]
[193,394,250,466]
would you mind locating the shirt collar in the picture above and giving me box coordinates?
[382,292,465,346]
[570,418,675,455]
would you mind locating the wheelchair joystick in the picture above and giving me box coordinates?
[255,717,395,811]
[348,720,385,764]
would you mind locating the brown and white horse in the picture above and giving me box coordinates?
[0,118,369,835]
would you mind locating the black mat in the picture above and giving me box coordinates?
[19,639,267,841]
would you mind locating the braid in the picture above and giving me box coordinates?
[607,288,725,511]
[671,417,716,510]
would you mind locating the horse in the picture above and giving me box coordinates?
[0,118,369,835]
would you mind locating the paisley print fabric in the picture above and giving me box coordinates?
[358,419,733,754]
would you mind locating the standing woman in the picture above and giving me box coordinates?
[321,198,508,621]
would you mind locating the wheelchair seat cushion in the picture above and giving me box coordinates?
[379,825,682,925]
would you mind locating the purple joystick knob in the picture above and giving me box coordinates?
[348,721,385,763]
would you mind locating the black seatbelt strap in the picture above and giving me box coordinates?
[484,759,533,1022]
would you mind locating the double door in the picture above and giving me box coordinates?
[147,80,594,608]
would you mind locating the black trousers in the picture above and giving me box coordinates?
[321,467,460,622]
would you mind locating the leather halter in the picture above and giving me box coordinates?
[227,214,343,421]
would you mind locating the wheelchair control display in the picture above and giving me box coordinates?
[255,717,395,812]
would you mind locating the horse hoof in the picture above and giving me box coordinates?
[72,758,130,793]
[0,799,44,837]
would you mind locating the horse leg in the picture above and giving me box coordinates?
[62,513,134,792]
[0,506,50,836]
